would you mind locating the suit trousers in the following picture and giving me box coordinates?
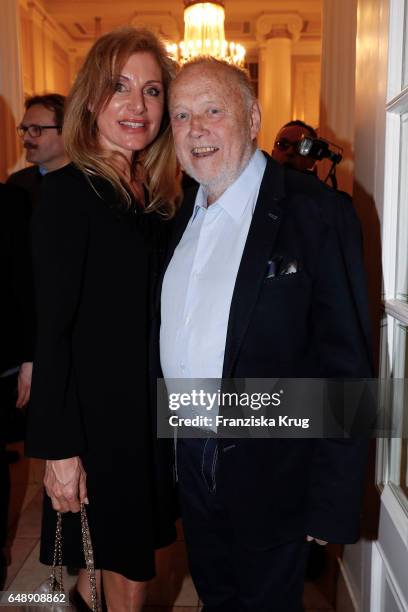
[177,438,310,612]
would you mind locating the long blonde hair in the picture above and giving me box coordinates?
[63,27,180,217]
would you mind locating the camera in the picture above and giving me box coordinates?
[297,137,343,165]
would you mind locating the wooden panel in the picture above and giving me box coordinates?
[20,6,34,96]
[292,56,320,128]
[52,41,70,94]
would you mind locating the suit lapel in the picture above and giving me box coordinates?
[222,156,286,377]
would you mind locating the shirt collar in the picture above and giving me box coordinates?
[193,149,266,222]
[38,165,48,176]
[193,187,208,218]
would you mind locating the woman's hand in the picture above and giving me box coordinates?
[44,456,88,513]
[306,535,328,546]
[16,361,33,408]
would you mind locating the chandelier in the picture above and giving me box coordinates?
[166,1,245,66]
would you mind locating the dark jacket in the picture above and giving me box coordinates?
[7,165,43,209]
[0,183,35,373]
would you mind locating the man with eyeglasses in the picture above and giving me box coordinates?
[7,94,68,208]
[3,95,68,519]
[272,120,317,173]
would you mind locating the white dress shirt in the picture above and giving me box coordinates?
[160,149,266,381]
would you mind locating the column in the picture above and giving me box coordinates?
[318,0,358,194]
[256,13,303,153]
[0,0,24,180]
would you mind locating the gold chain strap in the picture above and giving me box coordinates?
[49,504,101,612]
[80,504,100,612]
[50,510,63,593]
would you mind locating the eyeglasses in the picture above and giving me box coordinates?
[16,124,62,138]
[274,138,301,152]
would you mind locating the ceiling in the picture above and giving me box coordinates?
[42,0,322,56]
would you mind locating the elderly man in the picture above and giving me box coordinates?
[160,58,372,611]
[7,94,68,208]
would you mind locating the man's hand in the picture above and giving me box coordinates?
[16,361,33,408]
[44,457,88,513]
[306,535,328,546]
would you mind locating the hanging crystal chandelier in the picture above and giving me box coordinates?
[166,1,245,66]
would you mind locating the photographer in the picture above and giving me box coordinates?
[272,120,317,173]
[272,119,344,191]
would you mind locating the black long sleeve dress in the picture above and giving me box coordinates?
[26,163,176,581]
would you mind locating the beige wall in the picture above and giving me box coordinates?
[257,50,321,150]
[19,0,73,98]
[0,0,24,181]
[318,0,357,195]
[292,56,321,127]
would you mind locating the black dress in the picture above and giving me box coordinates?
[26,164,176,581]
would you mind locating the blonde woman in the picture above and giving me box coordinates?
[26,27,179,611]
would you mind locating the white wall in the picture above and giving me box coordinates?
[336,0,389,609]
[319,0,357,195]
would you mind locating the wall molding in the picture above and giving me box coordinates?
[337,556,360,612]
[256,12,303,42]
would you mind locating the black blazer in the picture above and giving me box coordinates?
[157,154,373,545]
[26,163,171,458]
[0,183,35,373]
[7,165,43,209]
